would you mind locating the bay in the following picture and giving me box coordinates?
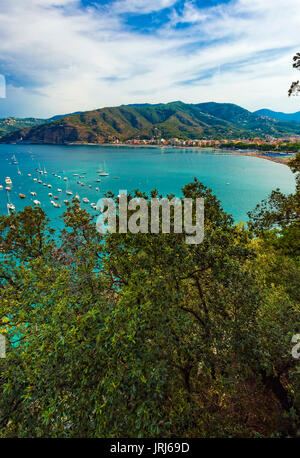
[0,144,295,230]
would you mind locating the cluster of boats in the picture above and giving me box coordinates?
[1,155,111,215]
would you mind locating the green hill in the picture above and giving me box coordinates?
[0,117,45,137]
[1,102,299,144]
[254,108,300,123]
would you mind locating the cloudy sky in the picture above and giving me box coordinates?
[0,0,299,118]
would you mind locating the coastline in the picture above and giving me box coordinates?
[2,140,295,165]
[67,142,294,166]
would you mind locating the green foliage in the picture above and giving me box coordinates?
[0,177,299,437]
[1,102,300,144]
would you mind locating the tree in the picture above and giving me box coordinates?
[0,183,299,438]
[288,52,300,96]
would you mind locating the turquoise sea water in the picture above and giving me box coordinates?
[0,144,296,230]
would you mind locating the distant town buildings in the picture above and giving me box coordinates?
[111,135,300,150]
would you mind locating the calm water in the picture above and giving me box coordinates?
[0,144,296,229]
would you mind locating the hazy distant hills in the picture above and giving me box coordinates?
[0,102,299,144]
[0,112,82,138]
[254,108,300,123]
[0,117,45,138]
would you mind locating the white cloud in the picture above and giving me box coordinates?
[112,0,177,14]
[0,0,299,117]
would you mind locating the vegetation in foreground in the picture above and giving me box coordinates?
[0,155,299,438]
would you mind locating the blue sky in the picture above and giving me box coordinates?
[0,0,299,118]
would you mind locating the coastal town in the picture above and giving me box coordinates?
[106,134,300,164]
[120,134,300,149]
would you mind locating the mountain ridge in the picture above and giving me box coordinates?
[1,102,299,144]
[254,108,300,123]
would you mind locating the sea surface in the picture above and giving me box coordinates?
[0,144,296,230]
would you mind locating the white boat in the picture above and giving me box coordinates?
[44,167,47,175]
[65,179,73,195]
[43,183,47,186]
[57,188,62,192]
[5,187,11,191]
[63,177,67,181]
[82,197,89,203]
[48,192,53,197]
[28,173,32,177]
[98,161,109,176]
[51,200,61,208]
[33,178,37,182]
[33,200,41,206]
[48,184,52,188]
[7,203,15,213]
[0,185,3,190]
[95,187,99,191]
[74,195,80,201]
[64,200,69,205]
[6,191,15,214]
[12,154,18,165]
[88,185,92,188]
[31,191,37,196]
[5,177,12,185]
[38,179,42,184]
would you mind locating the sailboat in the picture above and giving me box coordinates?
[66,179,73,195]
[44,166,47,175]
[12,154,18,165]
[98,161,109,176]
[17,166,21,175]
[5,177,12,186]
[6,191,15,214]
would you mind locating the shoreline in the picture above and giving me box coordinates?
[1,141,295,165]
[67,142,295,165]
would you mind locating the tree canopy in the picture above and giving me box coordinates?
[288,52,300,96]
[0,168,299,437]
